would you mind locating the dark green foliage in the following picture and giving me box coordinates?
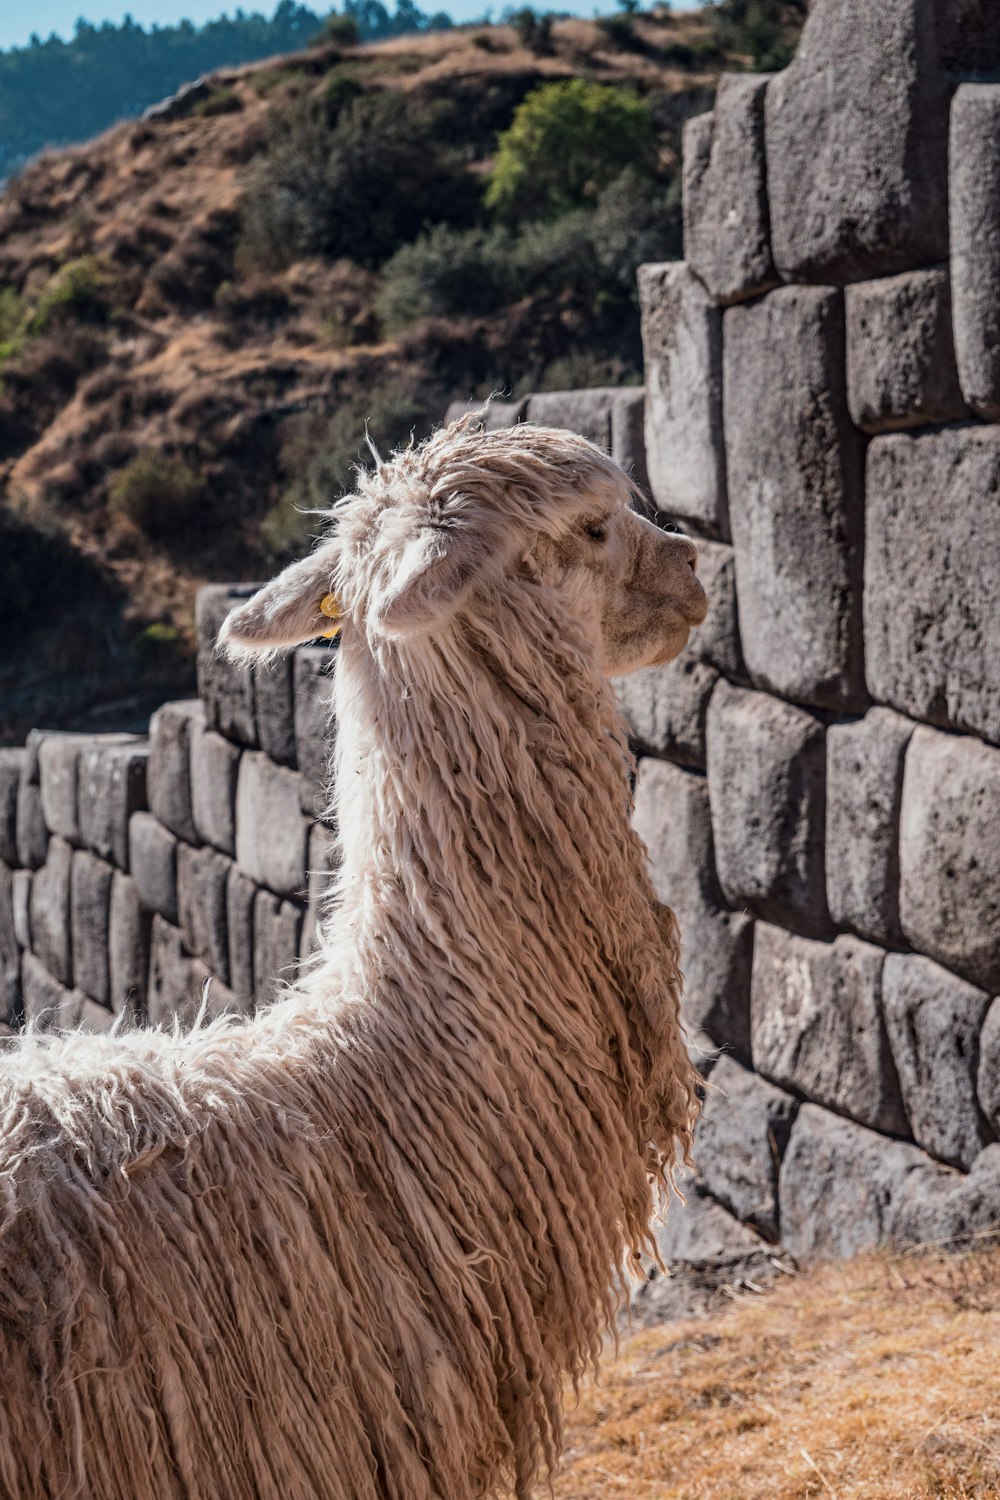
[263,380,432,558]
[108,453,205,536]
[0,0,452,182]
[0,508,101,632]
[701,0,806,70]
[192,85,244,116]
[510,9,554,55]
[596,13,643,51]
[240,91,476,269]
[313,12,361,43]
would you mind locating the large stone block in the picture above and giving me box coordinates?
[523,389,617,450]
[610,388,649,496]
[765,0,949,283]
[190,723,240,857]
[683,76,777,306]
[12,870,31,950]
[616,660,717,770]
[688,541,744,683]
[724,287,866,711]
[751,925,907,1136]
[899,727,1000,993]
[21,952,82,1033]
[888,1144,1000,1248]
[825,708,914,949]
[883,953,994,1171]
[147,700,202,845]
[196,584,258,747]
[950,85,1000,421]
[253,889,303,1007]
[0,749,25,867]
[444,398,527,430]
[253,655,296,768]
[706,683,833,939]
[38,734,88,845]
[865,427,1000,745]
[694,1055,797,1243]
[779,1104,927,1261]
[177,843,232,984]
[70,850,113,1005]
[845,269,967,433]
[0,862,20,1023]
[77,738,148,870]
[109,872,150,1020]
[633,757,753,1058]
[226,866,256,1007]
[293,648,337,817]
[301,821,338,962]
[146,916,204,1030]
[29,836,73,986]
[15,775,47,871]
[638,262,728,538]
[236,753,309,899]
[128,811,178,925]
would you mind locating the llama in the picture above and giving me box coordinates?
[0,416,707,1500]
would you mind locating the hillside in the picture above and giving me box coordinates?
[0,8,777,742]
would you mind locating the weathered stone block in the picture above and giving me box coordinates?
[301,821,338,962]
[779,1104,927,1260]
[979,996,1000,1137]
[226,866,256,1007]
[610,388,649,495]
[752,925,907,1136]
[706,683,833,939]
[128,811,178,925]
[70,850,113,1005]
[616,659,717,770]
[639,262,728,538]
[683,76,777,306]
[845,269,967,433]
[12,870,31,950]
[177,843,231,984]
[29,836,73,986]
[253,889,303,1007]
[190,723,240,857]
[147,916,204,1030]
[866,429,1000,748]
[825,708,914,948]
[523,389,616,450]
[688,540,744,683]
[899,727,1000,993]
[883,952,994,1170]
[0,749,25,867]
[650,1180,767,1271]
[444,398,526,431]
[950,85,1000,421]
[109,871,150,1020]
[147,701,202,845]
[724,287,866,711]
[694,1055,797,1243]
[0,862,20,1023]
[15,775,47,871]
[293,648,337,817]
[888,1144,1000,1248]
[38,734,88,845]
[197,584,258,747]
[765,0,949,283]
[235,753,309,899]
[78,738,148,870]
[253,656,296,768]
[633,757,753,1058]
[21,952,81,1033]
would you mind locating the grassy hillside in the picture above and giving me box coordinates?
[0,6,799,741]
[558,1247,1000,1499]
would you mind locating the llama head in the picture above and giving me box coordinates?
[220,414,707,676]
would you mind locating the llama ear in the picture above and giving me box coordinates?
[218,539,342,657]
[370,526,479,638]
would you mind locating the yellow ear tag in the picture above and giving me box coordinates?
[318,592,342,639]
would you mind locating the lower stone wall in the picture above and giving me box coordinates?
[0,585,339,1041]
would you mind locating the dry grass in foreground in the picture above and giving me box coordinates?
[555,1248,1000,1500]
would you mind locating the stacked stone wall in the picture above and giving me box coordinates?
[0,586,339,1039]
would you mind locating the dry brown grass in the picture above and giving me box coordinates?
[555,1249,1000,1500]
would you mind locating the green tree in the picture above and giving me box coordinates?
[701,0,806,70]
[485,79,652,223]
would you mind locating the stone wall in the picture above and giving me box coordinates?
[0,586,338,1039]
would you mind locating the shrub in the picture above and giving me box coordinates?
[193,85,243,117]
[108,452,205,536]
[485,79,653,223]
[596,13,643,50]
[510,8,553,54]
[377,224,518,328]
[135,621,186,672]
[312,11,361,44]
[27,257,109,335]
[702,0,806,70]
[239,91,476,270]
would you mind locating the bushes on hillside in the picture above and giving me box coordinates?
[485,79,653,222]
[108,453,205,537]
[240,92,476,270]
[702,0,806,70]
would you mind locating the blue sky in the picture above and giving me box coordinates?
[0,0,696,49]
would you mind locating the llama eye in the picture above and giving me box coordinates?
[585,520,608,543]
